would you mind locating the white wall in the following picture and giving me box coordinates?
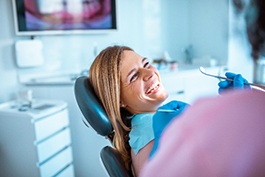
[159,0,228,63]
[0,0,18,103]
[15,0,148,81]
[189,0,229,63]
[0,0,229,103]
[160,0,190,60]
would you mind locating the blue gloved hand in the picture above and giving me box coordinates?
[218,72,251,94]
[149,100,189,158]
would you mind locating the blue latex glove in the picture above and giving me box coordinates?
[218,72,251,94]
[149,100,189,158]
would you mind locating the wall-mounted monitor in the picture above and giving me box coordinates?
[12,0,117,36]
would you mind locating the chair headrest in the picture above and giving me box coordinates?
[74,76,113,136]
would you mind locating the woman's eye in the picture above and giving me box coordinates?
[144,62,150,68]
[130,73,138,83]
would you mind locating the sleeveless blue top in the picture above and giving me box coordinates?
[128,113,155,154]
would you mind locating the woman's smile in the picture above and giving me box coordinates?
[145,80,160,95]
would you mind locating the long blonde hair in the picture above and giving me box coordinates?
[89,45,133,170]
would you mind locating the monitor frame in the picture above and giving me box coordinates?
[12,0,117,36]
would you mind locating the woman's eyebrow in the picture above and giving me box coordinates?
[126,57,147,79]
[127,68,136,79]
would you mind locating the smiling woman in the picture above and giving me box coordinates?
[119,50,168,114]
[89,45,189,176]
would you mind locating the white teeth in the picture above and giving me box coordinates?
[146,81,159,94]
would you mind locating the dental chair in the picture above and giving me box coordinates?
[74,76,134,177]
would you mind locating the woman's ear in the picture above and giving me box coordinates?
[120,101,126,108]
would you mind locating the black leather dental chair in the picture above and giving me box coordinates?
[74,76,134,177]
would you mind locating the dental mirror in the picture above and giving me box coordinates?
[199,67,233,81]
[199,66,263,87]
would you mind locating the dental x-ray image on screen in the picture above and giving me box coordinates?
[12,0,117,36]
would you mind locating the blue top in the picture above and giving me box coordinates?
[128,113,155,154]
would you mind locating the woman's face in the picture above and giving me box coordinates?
[120,50,168,114]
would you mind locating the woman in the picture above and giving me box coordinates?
[89,46,187,176]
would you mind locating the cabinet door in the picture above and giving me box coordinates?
[161,72,185,102]
[56,164,75,177]
[39,147,73,177]
[34,109,69,142]
[184,68,220,104]
[36,128,71,163]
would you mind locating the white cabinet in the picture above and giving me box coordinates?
[182,67,221,104]
[161,67,223,104]
[24,85,110,177]
[161,71,185,103]
[0,100,74,177]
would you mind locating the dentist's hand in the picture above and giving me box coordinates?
[218,72,251,94]
[149,100,189,158]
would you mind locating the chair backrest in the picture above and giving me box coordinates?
[74,76,134,177]
[74,76,113,137]
[101,146,134,177]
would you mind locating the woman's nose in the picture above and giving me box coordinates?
[142,68,154,81]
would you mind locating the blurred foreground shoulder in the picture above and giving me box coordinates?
[140,89,265,177]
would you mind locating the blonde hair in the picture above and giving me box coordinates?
[89,45,133,170]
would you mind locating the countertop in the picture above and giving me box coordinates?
[22,64,227,86]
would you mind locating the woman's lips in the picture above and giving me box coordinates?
[146,80,160,94]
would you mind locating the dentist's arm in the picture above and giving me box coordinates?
[149,101,189,158]
[218,72,251,94]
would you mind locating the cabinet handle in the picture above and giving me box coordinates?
[82,118,90,128]
[175,90,185,94]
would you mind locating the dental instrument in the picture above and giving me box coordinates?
[199,66,264,87]
[157,109,176,113]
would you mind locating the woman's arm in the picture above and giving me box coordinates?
[131,140,154,177]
